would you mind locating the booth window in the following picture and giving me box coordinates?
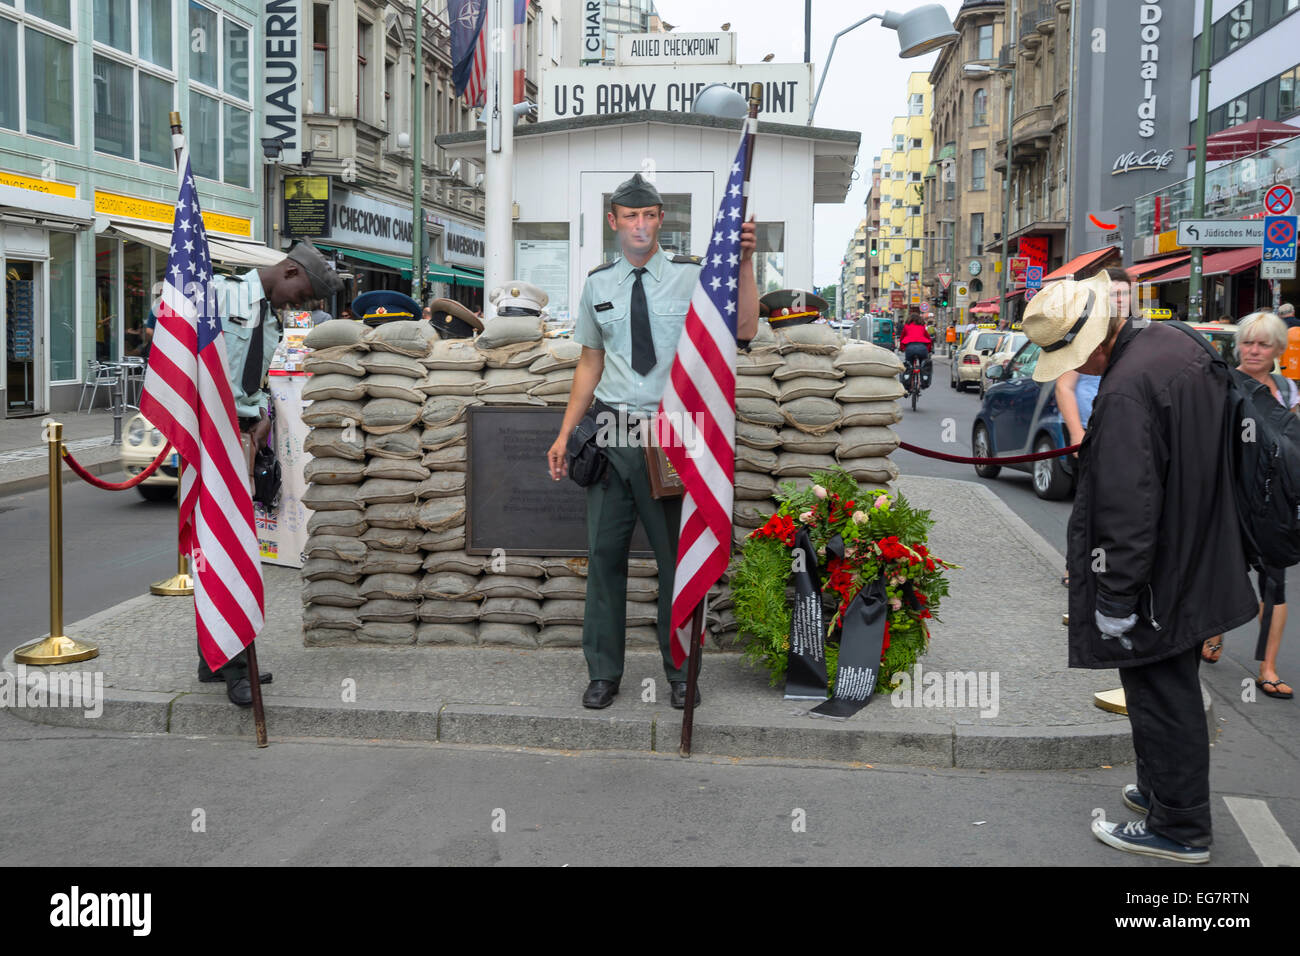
[189,2,251,188]
[514,223,570,320]
[752,222,785,294]
[4,8,75,144]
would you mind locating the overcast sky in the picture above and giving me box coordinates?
[651,0,964,289]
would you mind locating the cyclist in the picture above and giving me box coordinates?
[899,314,934,389]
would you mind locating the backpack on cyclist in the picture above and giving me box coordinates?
[1171,321,1300,570]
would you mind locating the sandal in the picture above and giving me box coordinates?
[1256,678,1294,700]
[1201,640,1223,664]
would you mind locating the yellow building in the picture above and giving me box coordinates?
[877,73,932,313]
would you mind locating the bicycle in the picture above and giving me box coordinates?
[907,355,924,411]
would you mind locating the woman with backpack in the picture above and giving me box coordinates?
[1202,310,1295,700]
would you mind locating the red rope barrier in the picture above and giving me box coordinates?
[897,440,1081,466]
[62,443,173,490]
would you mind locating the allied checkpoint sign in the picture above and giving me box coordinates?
[541,64,813,121]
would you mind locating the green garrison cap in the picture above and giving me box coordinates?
[610,173,663,209]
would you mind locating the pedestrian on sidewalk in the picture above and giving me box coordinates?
[1200,311,1295,700]
[1023,274,1256,864]
[545,173,758,711]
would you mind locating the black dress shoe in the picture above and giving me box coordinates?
[199,664,272,684]
[225,677,253,707]
[582,680,619,709]
[670,681,701,710]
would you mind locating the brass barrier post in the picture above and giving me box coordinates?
[151,461,194,595]
[14,421,100,665]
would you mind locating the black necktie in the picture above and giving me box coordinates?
[631,267,655,375]
[241,299,268,397]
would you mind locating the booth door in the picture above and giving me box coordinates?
[578,171,716,279]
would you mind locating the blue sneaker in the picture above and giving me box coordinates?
[1091,818,1209,864]
[1122,784,1150,815]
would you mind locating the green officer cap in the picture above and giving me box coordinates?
[610,173,662,209]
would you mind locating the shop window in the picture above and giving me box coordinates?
[188,2,251,187]
[48,231,77,382]
[94,238,119,364]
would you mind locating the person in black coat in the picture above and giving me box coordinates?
[1023,274,1257,864]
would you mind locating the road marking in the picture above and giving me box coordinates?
[1223,796,1300,867]
[0,435,113,464]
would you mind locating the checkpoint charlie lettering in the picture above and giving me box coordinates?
[331,204,415,245]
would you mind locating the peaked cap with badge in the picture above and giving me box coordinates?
[352,290,423,328]
[428,297,484,339]
[489,280,548,317]
[760,289,829,329]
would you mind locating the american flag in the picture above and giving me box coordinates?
[139,154,265,673]
[450,0,487,107]
[657,123,753,667]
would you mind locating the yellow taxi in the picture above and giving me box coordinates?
[951,328,1009,391]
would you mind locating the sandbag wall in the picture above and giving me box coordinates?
[298,318,903,649]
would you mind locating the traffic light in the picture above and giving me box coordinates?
[939,293,949,308]
[869,237,878,257]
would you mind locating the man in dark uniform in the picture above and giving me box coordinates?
[428,297,486,339]
[545,172,759,710]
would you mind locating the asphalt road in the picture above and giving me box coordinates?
[0,470,176,659]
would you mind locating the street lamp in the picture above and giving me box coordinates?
[964,46,1015,328]
[809,4,958,124]
[693,83,749,119]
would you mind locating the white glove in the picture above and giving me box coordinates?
[1095,611,1137,650]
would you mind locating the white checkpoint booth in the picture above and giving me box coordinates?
[435,109,860,317]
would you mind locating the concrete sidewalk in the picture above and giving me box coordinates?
[0,409,124,496]
[2,475,1148,769]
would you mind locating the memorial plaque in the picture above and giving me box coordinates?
[466,406,652,556]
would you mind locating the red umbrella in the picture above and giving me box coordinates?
[1186,118,1300,161]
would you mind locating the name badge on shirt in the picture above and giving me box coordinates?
[595,302,614,312]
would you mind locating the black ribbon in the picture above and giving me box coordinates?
[784,527,829,700]
[811,576,889,719]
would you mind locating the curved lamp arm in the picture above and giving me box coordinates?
[808,13,882,125]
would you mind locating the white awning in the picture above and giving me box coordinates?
[105,222,284,268]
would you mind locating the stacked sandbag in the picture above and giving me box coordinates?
[302,314,905,652]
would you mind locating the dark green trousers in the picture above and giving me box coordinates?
[582,444,688,683]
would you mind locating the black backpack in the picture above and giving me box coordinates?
[1171,321,1300,570]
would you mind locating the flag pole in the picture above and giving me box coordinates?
[679,82,763,758]
[167,110,268,748]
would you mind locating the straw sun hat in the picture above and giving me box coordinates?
[1022,273,1113,382]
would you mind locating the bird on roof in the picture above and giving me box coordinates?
[762,53,774,61]
[721,22,731,30]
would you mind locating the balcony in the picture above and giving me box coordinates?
[1036,2,1056,33]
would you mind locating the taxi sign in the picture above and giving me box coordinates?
[1142,307,1172,320]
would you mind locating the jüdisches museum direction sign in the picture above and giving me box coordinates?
[1071,0,1194,257]
[541,64,812,121]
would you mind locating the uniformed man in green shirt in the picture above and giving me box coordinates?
[546,173,758,710]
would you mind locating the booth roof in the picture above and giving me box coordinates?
[434,109,862,205]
